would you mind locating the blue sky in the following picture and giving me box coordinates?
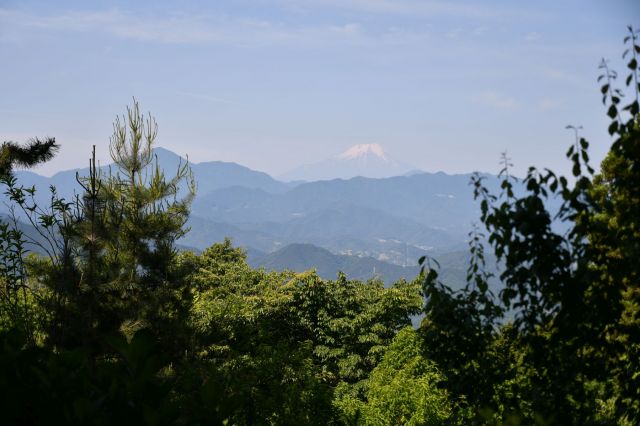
[1,0,638,177]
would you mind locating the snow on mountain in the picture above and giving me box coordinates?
[337,143,388,160]
[279,144,415,182]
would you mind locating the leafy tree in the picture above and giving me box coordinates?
[418,26,640,424]
[292,271,422,386]
[0,326,180,425]
[587,28,640,420]
[476,27,639,423]
[184,239,422,424]
[418,226,506,423]
[0,137,59,340]
[335,326,452,425]
[184,242,333,424]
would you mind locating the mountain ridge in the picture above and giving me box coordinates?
[5,147,509,278]
[248,242,470,289]
[278,143,416,182]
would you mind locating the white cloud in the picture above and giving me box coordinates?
[175,91,235,105]
[278,0,510,19]
[473,91,518,109]
[525,31,541,42]
[445,28,463,39]
[472,26,489,36]
[540,66,574,82]
[0,8,371,47]
[537,98,563,111]
[331,22,362,35]
[1,9,219,44]
[0,6,464,50]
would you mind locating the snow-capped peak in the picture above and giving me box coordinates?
[278,143,415,181]
[337,144,388,161]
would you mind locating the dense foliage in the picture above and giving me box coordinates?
[1,29,639,425]
[417,28,640,424]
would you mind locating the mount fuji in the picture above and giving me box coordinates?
[279,144,417,182]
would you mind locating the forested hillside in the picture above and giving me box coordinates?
[0,29,639,425]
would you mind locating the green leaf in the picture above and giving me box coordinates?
[579,138,588,149]
[566,145,574,157]
[608,121,619,135]
[572,153,580,163]
[607,105,617,118]
[559,176,567,188]
[572,163,581,177]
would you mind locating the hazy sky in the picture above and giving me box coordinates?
[1,0,638,177]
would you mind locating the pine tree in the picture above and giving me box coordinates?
[0,137,58,178]
[40,100,196,350]
[82,99,195,346]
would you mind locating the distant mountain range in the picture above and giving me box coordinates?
[185,168,503,264]
[4,145,513,285]
[11,147,293,203]
[247,243,470,289]
[184,202,464,265]
[249,243,420,283]
[279,144,416,181]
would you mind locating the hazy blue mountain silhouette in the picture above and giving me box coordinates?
[183,206,462,265]
[250,243,421,285]
[11,147,291,204]
[4,147,515,279]
[248,243,470,288]
[191,172,501,234]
